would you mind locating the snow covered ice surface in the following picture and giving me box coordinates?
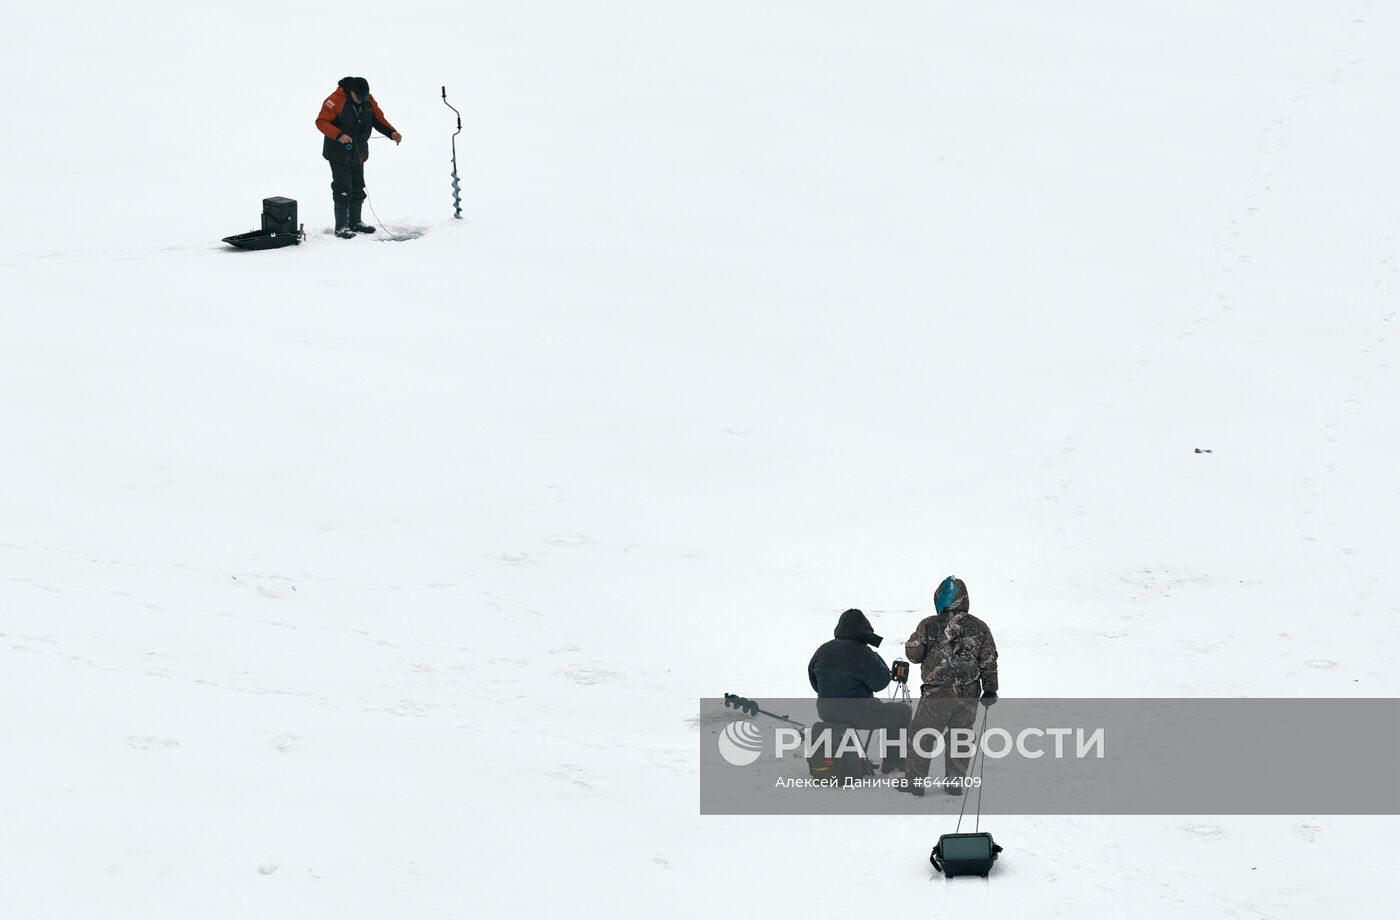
[1,1,1397,917]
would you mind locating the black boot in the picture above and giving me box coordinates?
[334,199,354,239]
[348,199,375,234]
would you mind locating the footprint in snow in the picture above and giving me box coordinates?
[269,734,300,753]
[231,574,297,599]
[1181,823,1225,840]
[1293,821,1323,843]
[566,666,621,685]
[544,534,592,547]
[126,736,180,751]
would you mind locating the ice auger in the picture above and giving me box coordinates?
[441,85,463,219]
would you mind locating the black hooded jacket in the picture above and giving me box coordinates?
[807,609,892,699]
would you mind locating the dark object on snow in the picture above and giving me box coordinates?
[262,197,297,234]
[722,693,806,731]
[1194,448,1214,454]
[223,196,303,250]
[441,86,463,219]
[930,832,1002,877]
[805,721,875,783]
[222,229,300,250]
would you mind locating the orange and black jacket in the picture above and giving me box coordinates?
[316,85,397,164]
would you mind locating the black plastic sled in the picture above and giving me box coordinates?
[223,197,303,250]
[222,229,301,251]
[930,833,1002,878]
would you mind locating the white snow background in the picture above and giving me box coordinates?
[1,1,1397,916]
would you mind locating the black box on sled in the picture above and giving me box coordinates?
[930,832,1002,878]
[223,197,301,250]
[261,197,298,234]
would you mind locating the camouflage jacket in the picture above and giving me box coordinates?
[905,605,999,697]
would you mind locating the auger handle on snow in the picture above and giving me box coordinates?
[723,693,806,731]
[441,85,463,219]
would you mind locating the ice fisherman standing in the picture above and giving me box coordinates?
[902,577,999,796]
[315,76,401,238]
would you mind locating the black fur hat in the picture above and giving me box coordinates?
[339,76,370,97]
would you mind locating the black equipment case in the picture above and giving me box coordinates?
[261,197,297,234]
[222,197,302,250]
[805,722,874,783]
[930,833,1002,878]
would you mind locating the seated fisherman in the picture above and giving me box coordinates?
[807,608,913,770]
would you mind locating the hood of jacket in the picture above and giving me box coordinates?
[833,608,882,647]
[934,576,970,616]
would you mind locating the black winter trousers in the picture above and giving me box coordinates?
[329,158,367,202]
[817,698,913,732]
[816,698,912,764]
[905,692,980,783]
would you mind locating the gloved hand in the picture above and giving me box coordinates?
[980,691,998,706]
